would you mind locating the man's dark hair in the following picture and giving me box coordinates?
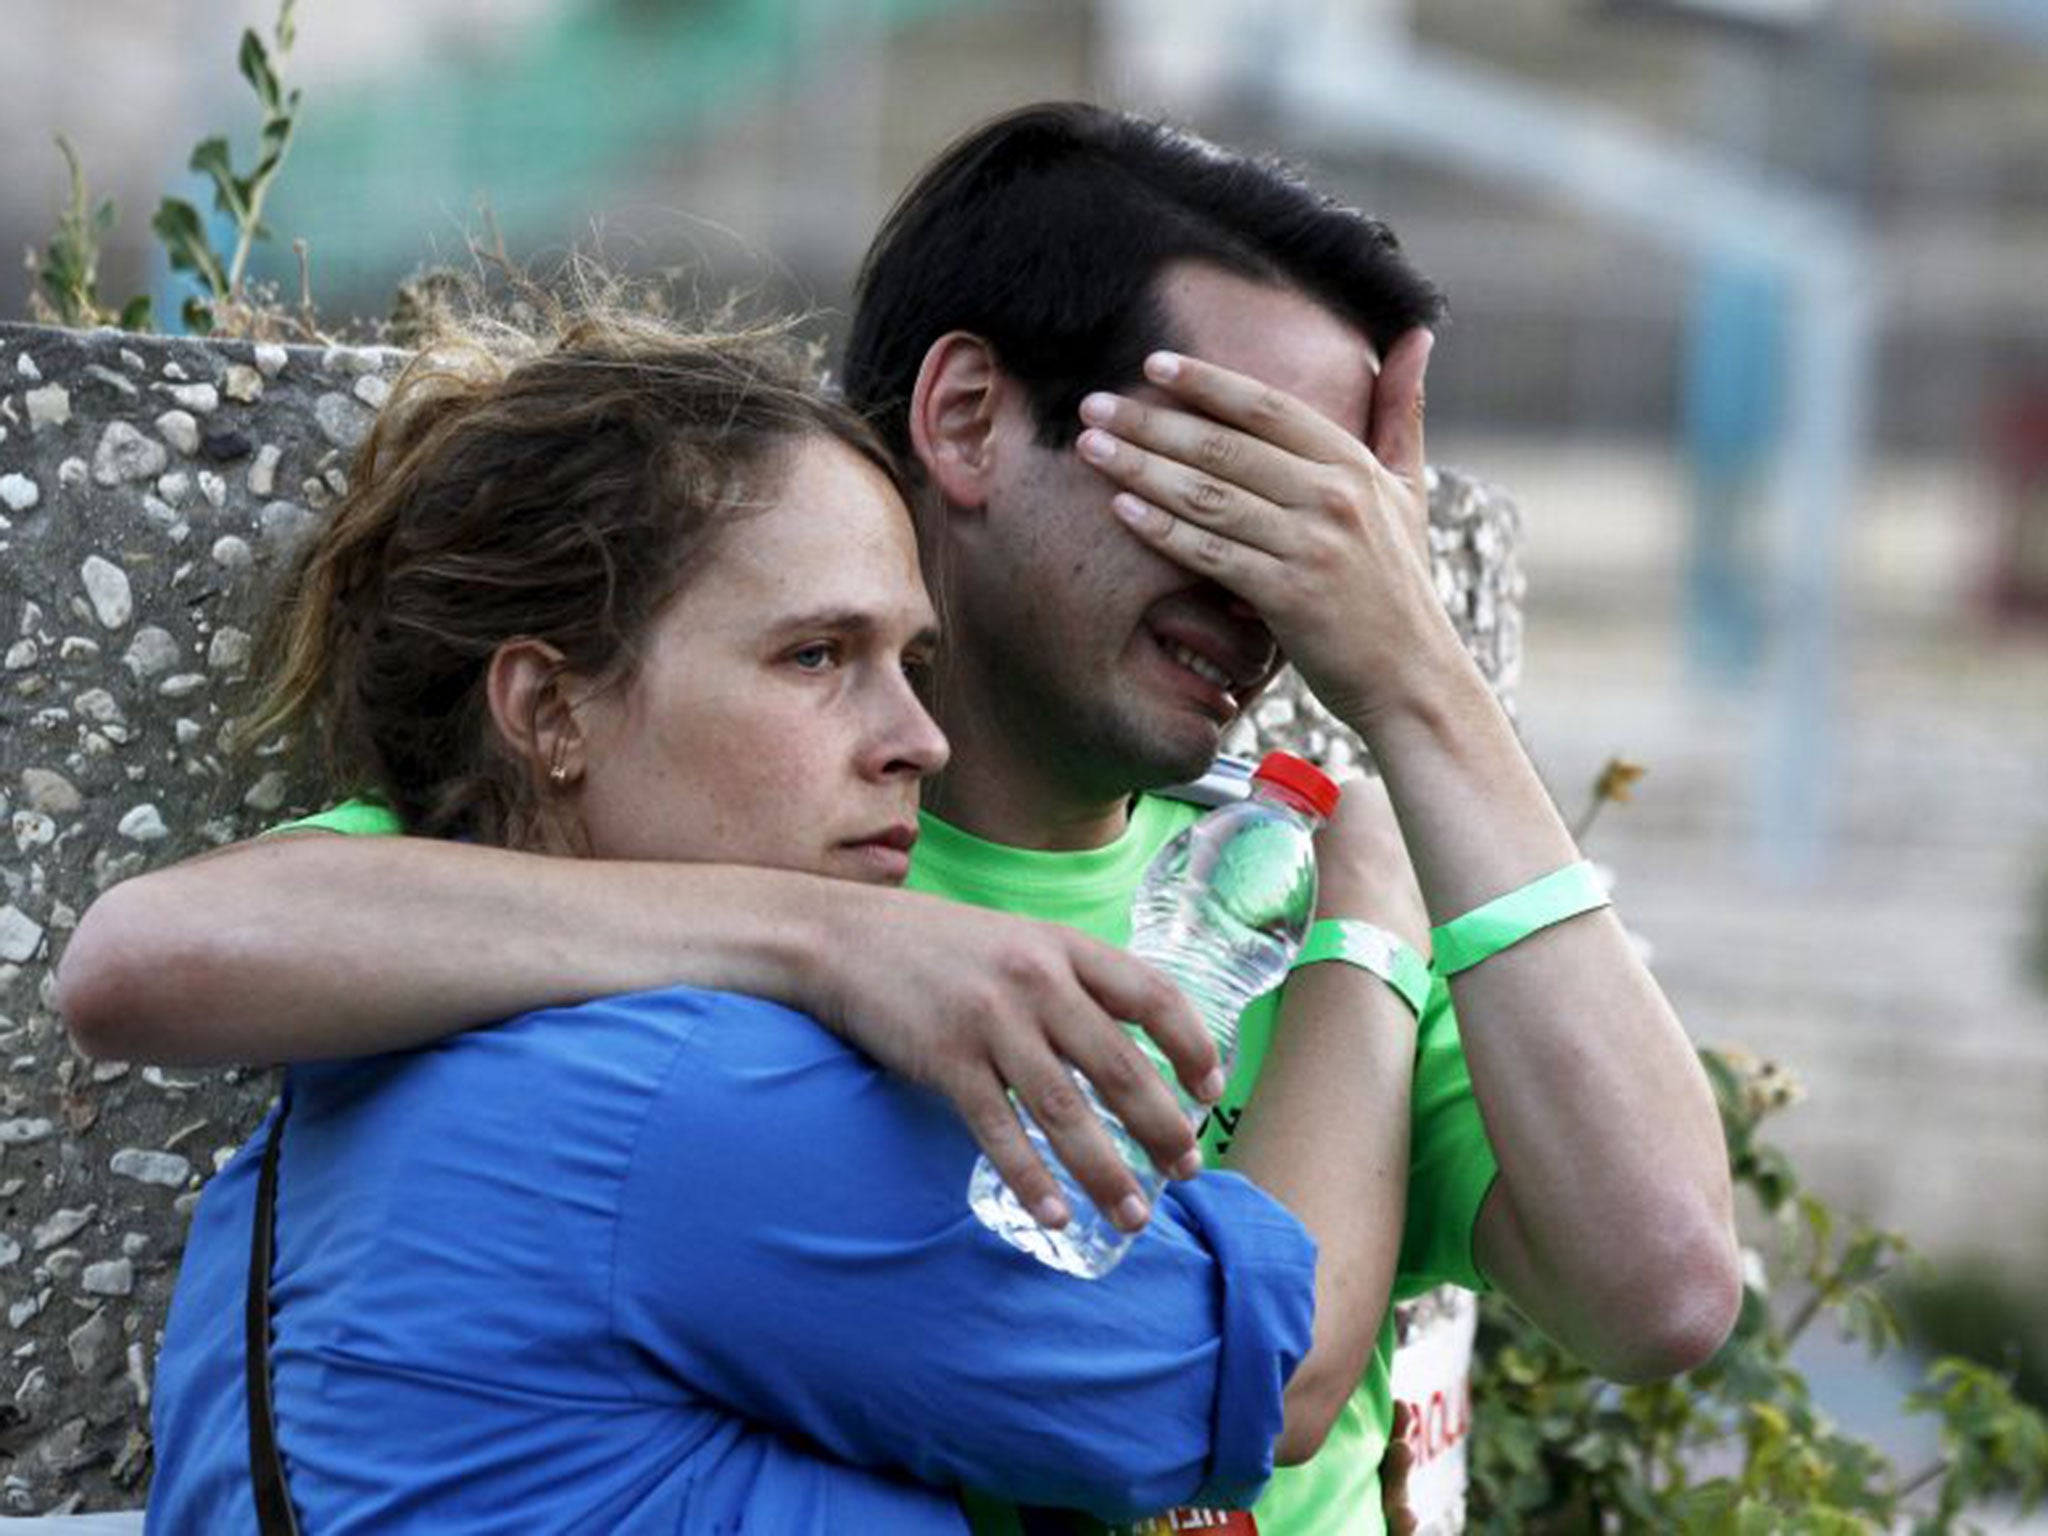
[843,101,1447,461]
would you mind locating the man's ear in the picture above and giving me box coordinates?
[485,638,585,789]
[909,331,1008,513]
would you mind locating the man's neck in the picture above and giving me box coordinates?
[921,750,1134,853]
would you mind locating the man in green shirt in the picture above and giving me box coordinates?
[63,104,1740,1533]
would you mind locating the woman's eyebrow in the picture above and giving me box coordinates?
[766,607,942,649]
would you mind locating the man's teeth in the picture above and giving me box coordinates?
[1166,640,1233,692]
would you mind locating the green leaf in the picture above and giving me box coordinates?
[188,137,249,222]
[118,295,155,332]
[181,294,215,333]
[239,27,280,113]
[151,196,228,296]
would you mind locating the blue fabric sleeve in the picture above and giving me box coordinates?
[603,987,1317,1522]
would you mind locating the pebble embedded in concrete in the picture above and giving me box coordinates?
[0,1115,54,1145]
[31,1208,93,1253]
[248,443,281,497]
[20,769,82,815]
[121,627,179,681]
[80,1259,133,1298]
[0,910,44,965]
[108,1148,191,1188]
[0,475,39,513]
[25,385,70,433]
[90,422,166,486]
[116,805,167,843]
[242,771,289,813]
[223,364,263,403]
[153,410,200,457]
[206,628,251,672]
[65,1310,110,1375]
[84,364,138,399]
[313,391,373,449]
[79,556,133,629]
[253,343,288,377]
[259,499,318,552]
[165,383,218,415]
[210,534,253,571]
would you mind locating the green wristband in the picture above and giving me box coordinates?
[1292,919,1433,1020]
[1430,860,1611,977]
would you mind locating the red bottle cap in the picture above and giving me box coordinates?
[1252,752,1341,819]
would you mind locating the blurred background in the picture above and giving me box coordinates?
[8,0,2047,1448]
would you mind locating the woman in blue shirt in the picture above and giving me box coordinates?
[146,309,1316,1534]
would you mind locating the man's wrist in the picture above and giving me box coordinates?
[1292,919,1432,1020]
[1336,610,1483,744]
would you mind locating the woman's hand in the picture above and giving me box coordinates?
[802,885,1220,1234]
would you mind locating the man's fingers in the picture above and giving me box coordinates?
[1079,390,1303,508]
[1381,1400,1419,1536]
[1079,427,1276,552]
[1367,327,1433,485]
[1110,491,1286,595]
[1139,350,1358,463]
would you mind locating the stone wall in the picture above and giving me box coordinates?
[0,322,406,1514]
[0,319,1522,1515]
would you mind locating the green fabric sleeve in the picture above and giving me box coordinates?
[1396,976,1499,1296]
[261,798,406,839]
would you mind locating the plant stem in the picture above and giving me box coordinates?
[1897,1457,1949,1502]
[1783,1287,1830,1348]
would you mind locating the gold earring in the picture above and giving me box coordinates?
[547,738,571,788]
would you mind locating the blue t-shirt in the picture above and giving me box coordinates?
[148,986,1317,1534]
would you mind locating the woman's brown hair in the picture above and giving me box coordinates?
[242,304,906,850]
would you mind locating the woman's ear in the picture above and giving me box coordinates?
[486,638,584,791]
[908,331,1006,513]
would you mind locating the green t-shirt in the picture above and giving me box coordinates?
[288,794,1499,1534]
[911,796,1497,1536]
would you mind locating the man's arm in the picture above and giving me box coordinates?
[1072,335,1741,1381]
[1222,776,1424,1461]
[56,831,1221,1238]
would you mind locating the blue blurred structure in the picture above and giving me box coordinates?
[1682,259,1784,683]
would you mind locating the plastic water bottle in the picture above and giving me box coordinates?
[968,752,1340,1278]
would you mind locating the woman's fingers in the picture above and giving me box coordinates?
[833,900,1220,1236]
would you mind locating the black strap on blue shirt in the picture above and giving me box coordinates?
[247,1095,303,1536]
